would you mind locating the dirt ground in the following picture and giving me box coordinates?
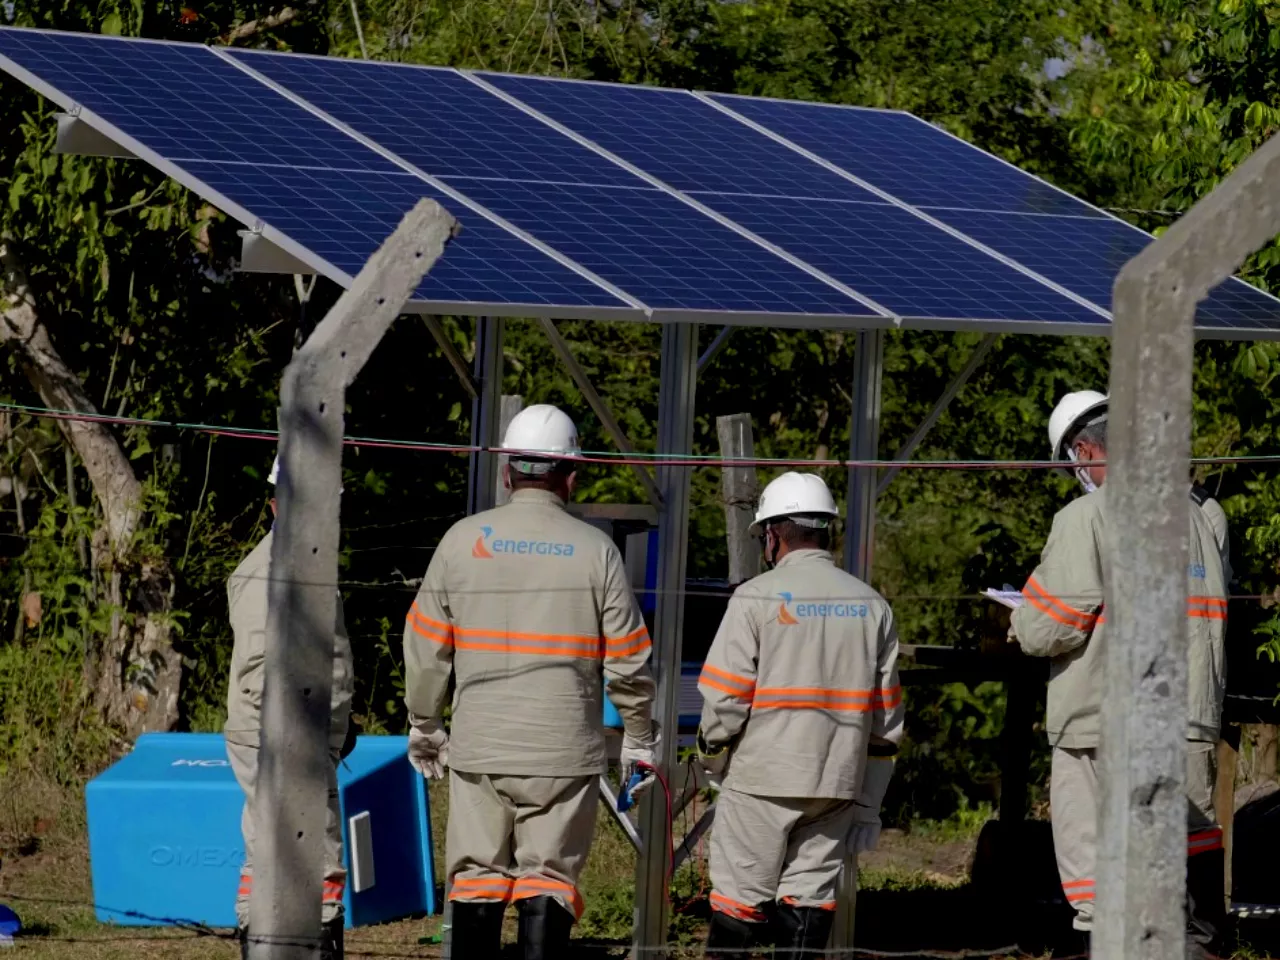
[2,774,1277,959]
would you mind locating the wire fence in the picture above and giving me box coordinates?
[0,890,1052,957]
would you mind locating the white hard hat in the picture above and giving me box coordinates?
[268,456,280,486]
[502,404,581,474]
[1048,390,1108,463]
[749,472,839,536]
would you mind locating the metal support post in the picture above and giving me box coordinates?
[633,323,698,956]
[466,317,504,517]
[844,329,884,576]
[251,200,455,960]
[421,316,478,401]
[1099,130,1280,960]
[833,327,884,952]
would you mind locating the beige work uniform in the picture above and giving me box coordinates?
[403,488,656,919]
[1010,490,1226,929]
[698,549,903,920]
[225,529,355,926]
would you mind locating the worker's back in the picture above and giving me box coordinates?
[225,529,354,748]
[708,548,900,800]
[409,488,637,776]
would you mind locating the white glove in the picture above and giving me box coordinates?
[696,727,729,781]
[407,715,449,780]
[620,724,660,799]
[848,757,894,855]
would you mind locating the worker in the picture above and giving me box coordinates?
[1011,391,1228,957]
[402,404,658,959]
[224,457,355,960]
[697,472,904,959]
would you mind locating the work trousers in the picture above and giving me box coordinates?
[446,770,596,920]
[1050,742,1222,931]
[227,741,347,927]
[708,787,858,923]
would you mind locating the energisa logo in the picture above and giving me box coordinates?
[473,526,575,559]
[776,592,870,624]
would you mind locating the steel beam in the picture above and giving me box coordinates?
[696,325,735,377]
[843,329,884,575]
[1098,130,1280,960]
[251,200,455,960]
[633,323,698,956]
[832,327,885,951]
[876,333,997,496]
[422,316,479,401]
[466,317,504,517]
[535,317,663,509]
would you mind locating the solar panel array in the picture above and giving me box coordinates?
[1,27,1277,337]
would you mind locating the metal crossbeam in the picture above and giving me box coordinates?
[876,333,997,496]
[535,317,663,509]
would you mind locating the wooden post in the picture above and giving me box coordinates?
[716,414,759,584]
[1216,726,1240,904]
[494,395,523,507]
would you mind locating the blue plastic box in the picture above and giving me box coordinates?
[85,733,435,928]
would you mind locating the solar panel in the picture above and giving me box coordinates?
[225,50,881,321]
[476,73,1103,326]
[707,92,1280,333]
[1,27,1277,336]
[932,209,1280,334]
[0,30,635,315]
[709,93,1095,217]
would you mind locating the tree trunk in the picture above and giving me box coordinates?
[1,238,180,738]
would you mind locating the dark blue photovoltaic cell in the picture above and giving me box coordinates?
[0,31,395,172]
[215,53,875,317]
[453,180,869,315]
[0,30,630,310]
[229,52,639,189]
[930,209,1280,330]
[712,93,1099,217]
[699,195,1102,324]
[479,73,877,203]
[184,162,625,308]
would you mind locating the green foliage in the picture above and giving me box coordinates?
[4,0,1280,821]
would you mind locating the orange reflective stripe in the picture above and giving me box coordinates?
[1188,597,1227,621]
[1063,879,1095,902]
[1023,578,1097,631]
[877,686,903,709]
[512,877,583,918]
[606,627,652,658]
[753,686,885,712]
[1188,828,1224,855]
[450,875,515,902]
[322,880,345,902]
[699,664,755,699]
[408,605,454,646]
[710,892,768,922]
[447,624,602,658]
[781,896,837,911]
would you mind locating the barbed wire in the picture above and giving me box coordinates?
[2,398,1277,473]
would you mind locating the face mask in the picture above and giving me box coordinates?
[1068,447,1097,494]
[763,529,780,569]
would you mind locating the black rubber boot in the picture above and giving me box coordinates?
[516,896,574,960]
[450,900,506,957]
[238,926,249,960]
[1186,848,1228,959]
[320,916,345,960]
[771,902,835,959]
[706,910,758,960]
